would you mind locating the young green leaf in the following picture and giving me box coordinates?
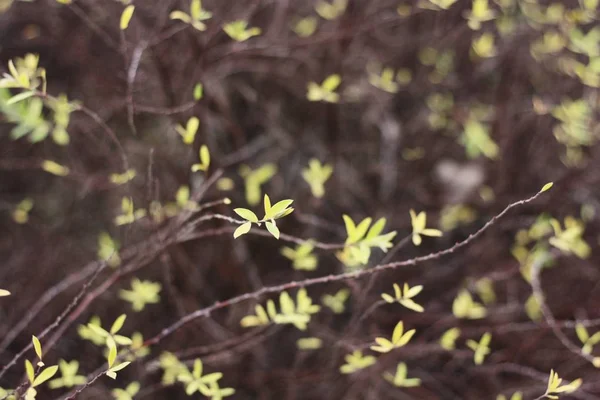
[25,360,35,384]
[32,365,58,387]
[265,220,280,239]
[106,361,131,380]
[540,182,554,193]
[41,160,69,176]
[120,5,135,30]
[193,83,203,100]
[110,314,127,334]
[32,336,42,362]
[234,208,259,223]
[233,222,252,238]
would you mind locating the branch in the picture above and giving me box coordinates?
[144,189,546,347]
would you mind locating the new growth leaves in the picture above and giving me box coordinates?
[84,315,132,379]
[240,288,320,331]
[370,321,416,353]
[336,215,397,268]
[23,336,59,399]
[307,74,342,103]
[233,194,294,239]
[301,159,333,198]
[281,242,318,271]
[543,369,582,399]
[170,0,212,31]
[381,283,425,312]
[410,209,443,246]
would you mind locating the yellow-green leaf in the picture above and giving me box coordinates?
[233,221,252,238]
[234,208,259,223]
[266,220,280,239]
[32,365,58,387]
[25,360,35,384]
[41,160,69,176]
[110,314,127,334]
[540,182,553,193]
[120,5,135,30]
[32,336,42,360]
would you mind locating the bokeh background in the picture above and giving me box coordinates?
[1,0,599,399]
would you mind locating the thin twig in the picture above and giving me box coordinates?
[145,189,546,347]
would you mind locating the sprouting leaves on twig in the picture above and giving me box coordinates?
[191,145,210,172]
[78,316,105,346]
[460,118,499,159]
[159,352,187,385]
[410,209,442,246]
[542,369,582,399]
[176,117,199,145]
[114,197,146,226]
[371,321,416,353]
[339,351,376,374]
[240,288,320,331]
[475,278,496,305]
[112,381,140,400]
[233,194,294,239]
[84,316,133,370]
[466,332,491,364]
[301,159,333,198]
[239,164,277,205]
[98,232,121,268]
[452,289,486,319]
[336,216,397,268]
[83,315,132,379]
[322,289,350,314]
[119,278,162,311]
[368,66,399,94]
[0,53,46,93]
[463,0,497,30]
[223,20,261,42]
[472,33,497,58]
[440,327,461,350]
[281,242,318,271]
[307,74,341,103]
[315,0,347,20]
[383,363,421,387]
[48,360,86,389]
[12,198,33,224]
[575,323,600,356]
[0,89,49,144]
[548,216,591,259]
[24,360,58,400]
[170,0,212,31]
[110,169,136,185]
[177,358,235,398]
[381,283,425,312]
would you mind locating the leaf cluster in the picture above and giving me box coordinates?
[336,215,397,268]
[240,288,320,330]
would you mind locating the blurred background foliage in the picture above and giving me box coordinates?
[0,0,599,398]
